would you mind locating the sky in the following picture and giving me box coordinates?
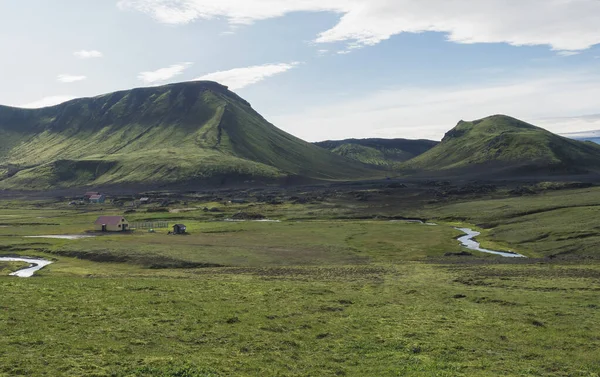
[1,0,600,141]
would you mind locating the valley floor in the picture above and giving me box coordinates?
[1,179,599,376]
[3,263,599,377]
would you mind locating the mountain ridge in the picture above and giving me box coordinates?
[402,114,600,176]
[0,81,377,189]
[3,85,600,191]
[314,138,438,166]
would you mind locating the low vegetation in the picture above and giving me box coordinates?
[0,261,27,273]
[1,181,600,376]
[418,185,600,258]
[2,261,599,376]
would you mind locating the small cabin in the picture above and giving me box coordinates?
[95,216,129,232]
[173,224,187,234]
[89,194,106,204]
[84,191,100,199]
[139,197,150,204]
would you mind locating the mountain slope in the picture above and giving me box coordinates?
[403,115,600,175]
[314,138,438,166]
[0,82,375,189]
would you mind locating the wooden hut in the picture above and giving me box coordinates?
[95,216,129,232]
[172,224,187,234]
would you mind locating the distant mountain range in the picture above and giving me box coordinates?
[314,138,438,166]
[1,82,600,190]
[562,130,600,145]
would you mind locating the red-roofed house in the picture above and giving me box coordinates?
[84,192,100,199]
[94,216,129,232]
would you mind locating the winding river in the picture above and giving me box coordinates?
[1,225,523,278]
[0,257,53,277]
[456,228,526,258]
[390,220,525,257]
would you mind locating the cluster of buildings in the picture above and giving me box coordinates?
[77,191,186,234]
[79,192,153,206]
[93,216,187,235]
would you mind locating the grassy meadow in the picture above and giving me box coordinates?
[417,185,600,258]
[1,185,600,376]
[0,261,27,273]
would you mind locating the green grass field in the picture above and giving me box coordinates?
[0,261,27,273]
[1,187,600,376]
[417,186,600,257]
[2,262,599,376]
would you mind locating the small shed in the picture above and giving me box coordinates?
[95,216,129,232]
[172,224,187,234]
[89,194,106,204]
[139,197,150,204]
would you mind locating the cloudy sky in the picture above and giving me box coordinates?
[1,0,600,141]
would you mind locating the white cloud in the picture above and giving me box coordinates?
[557,125,600,138]
[117,0,600,52]
[117,0,344,25]
[20,96,77,109]
[57,74,87,83]
[138,62,192,84]
[269,72,600,141]
[557,51,580,57]
[542,115,600,138]
[195,62,299,90]
[74,50,103,59]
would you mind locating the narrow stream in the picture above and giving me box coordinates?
[456,228,526,258]
[224,219,281,223]
[1,225,523,278]
[0,257,53,277]
[24,235,95,240]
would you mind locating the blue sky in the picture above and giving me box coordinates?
[1,0,600,141]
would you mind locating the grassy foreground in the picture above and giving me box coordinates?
[1,185,600,376]
[2,263,600,377]
[0,261,27,273]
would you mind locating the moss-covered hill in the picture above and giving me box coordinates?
[0,82,376,190]
[403,115,600,175]
[314,138,438,166]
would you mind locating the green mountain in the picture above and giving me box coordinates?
[403,115,600,175]
[314,138,438,166]
[0,81,376,190]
